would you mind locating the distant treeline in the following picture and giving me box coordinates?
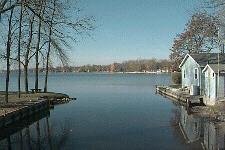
[0,58,172,73]
[43,58,172,73]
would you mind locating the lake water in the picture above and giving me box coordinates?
[0,73,221,150]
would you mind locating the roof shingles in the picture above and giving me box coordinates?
[190,53,225,67]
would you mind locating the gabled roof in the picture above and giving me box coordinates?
[179,53,225,68]
[202,64,225,74]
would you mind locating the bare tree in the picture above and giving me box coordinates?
[5,5,14,103]
[43,0,95,92]
[34,0,44,91]
[24,14,34,93]
[1,0,95,96]
[17,1,23,98]
[44,0,56,92]
[170,12,218,71]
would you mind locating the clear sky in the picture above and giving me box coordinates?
[70,0,204,66]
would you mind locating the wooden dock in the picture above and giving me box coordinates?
[156,85,203,107]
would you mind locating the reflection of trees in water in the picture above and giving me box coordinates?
[170,107,186,144]
[46,117,53,150]
[47,118,71,150]
[7,136,12,150]
[19,131,23,150]
[36,121,41,150]
[29,117,71,150]
[0,117,72,150]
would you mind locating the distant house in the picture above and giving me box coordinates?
[202,64,225,105]
[179,53,225,96]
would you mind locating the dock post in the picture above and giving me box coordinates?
[186,98,192,108]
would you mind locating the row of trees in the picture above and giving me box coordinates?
[169,1,225,71]
[44,58,172,73]
[0,0,94,102]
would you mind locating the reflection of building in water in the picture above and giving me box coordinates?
[179,106,203,143]
[178,106,225,150]
[203,122,225,150]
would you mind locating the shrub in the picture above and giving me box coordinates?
[171,72,181,85]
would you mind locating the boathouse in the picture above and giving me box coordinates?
[179,53,225,96]
[202,64,225,105]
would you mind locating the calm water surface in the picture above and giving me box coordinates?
[0,73,217,150]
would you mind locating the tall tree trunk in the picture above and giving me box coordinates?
[5,7,14,103]
[18,4,23,98]
[35,19,41,91]
[24,15,34,93]
[35,0,45,91]
[44,0,56,93]
[24,64,28,92]
[44,37,51,93]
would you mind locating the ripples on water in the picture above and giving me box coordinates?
[0,73,222,150]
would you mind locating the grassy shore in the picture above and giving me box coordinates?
[191,102,225,119]
[0,91,71,125]
[0,91,70,103]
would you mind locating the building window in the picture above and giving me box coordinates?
[212,73,215,77]
[194,68,198,79]
[194,122,198,133]
[184,70,186,78]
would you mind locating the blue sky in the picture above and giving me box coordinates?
[70,0,204,66]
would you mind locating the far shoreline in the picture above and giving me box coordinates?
[0,71,171,75]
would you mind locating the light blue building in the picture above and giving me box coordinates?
[179,53,225,96]
[202,64,225,105]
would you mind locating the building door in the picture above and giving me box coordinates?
[224,76,225,97]
[206,71,210,98]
